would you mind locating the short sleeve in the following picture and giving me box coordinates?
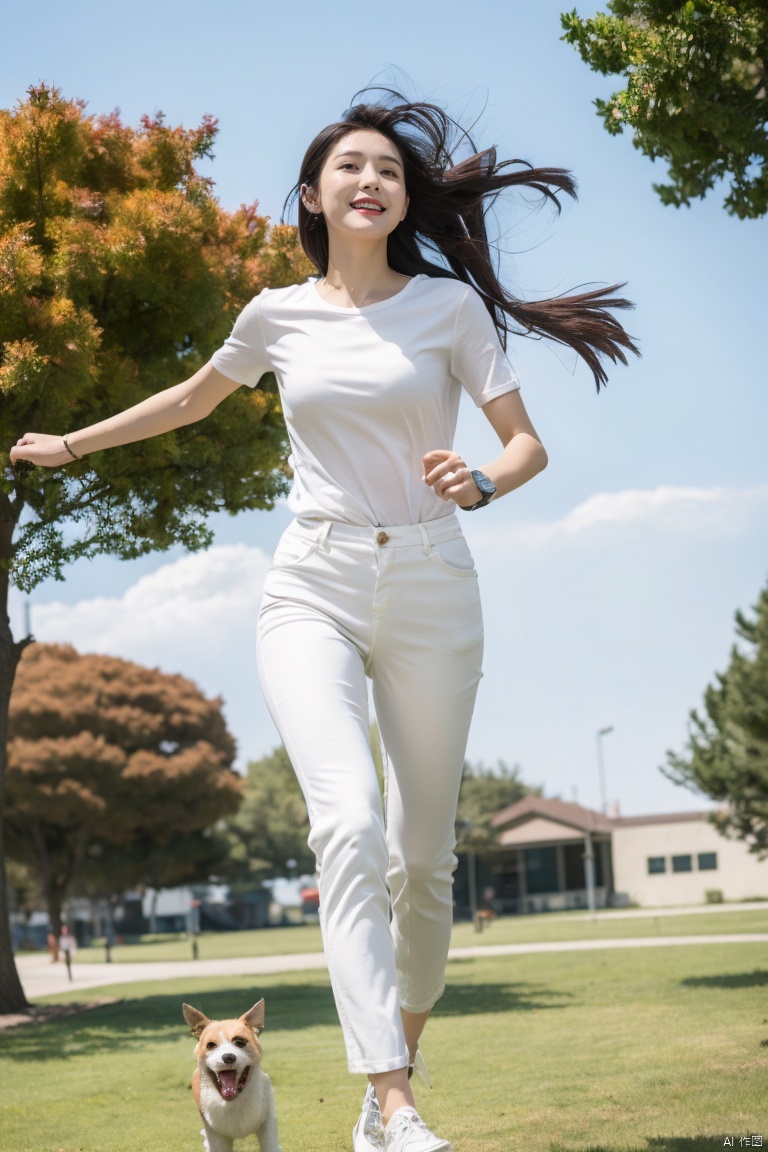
[451,287,520,406]
[210,292,271,388]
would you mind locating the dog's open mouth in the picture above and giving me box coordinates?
[212,1065,250,1100]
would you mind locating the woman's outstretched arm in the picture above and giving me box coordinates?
[9,362,241,469]
[423,390,548,508]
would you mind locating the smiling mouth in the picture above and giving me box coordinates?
[351,201,385,213]
[210,1065,250,1100]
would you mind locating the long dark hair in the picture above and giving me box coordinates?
[284,91,638,390]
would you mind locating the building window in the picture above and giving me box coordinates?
[647,856,666,875]
[672,854,693,873]
[524,846,559,895]
[564,843,585,890]
[698,852,718,871]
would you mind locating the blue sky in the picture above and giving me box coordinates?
[5,0,767,816]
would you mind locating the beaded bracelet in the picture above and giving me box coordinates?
[62,435,83,462]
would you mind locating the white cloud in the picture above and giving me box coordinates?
[33,543,272,683]
[469,484,768,553]
[31,486,766,659]
[458,483,768,815]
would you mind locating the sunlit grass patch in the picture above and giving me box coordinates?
[2,944,766,1151]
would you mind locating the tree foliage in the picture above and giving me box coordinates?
[0,82,310,1011]
[5,643,243,933]
[663,580,768,856]
[561,1,768,217]
[79,819,235,903]
[456,760,537,852]
[1,83,312,591]
[223,726,387,887]
[222,745,315,887]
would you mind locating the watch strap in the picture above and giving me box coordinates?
[461,469,496,511]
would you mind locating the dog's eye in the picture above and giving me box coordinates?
[206,1041,217,1050]
[234,1038,247,1048]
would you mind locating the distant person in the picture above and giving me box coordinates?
[105,924,116,963]
[58,923,77,981]
[46,931,59,963]
[11,89,636,1151]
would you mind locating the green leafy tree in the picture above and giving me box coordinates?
[78,828,233,935]
[0,84,310,1011]
[80,829,234,903]
[224,725,387,888]
[5,857,42,950]
[5,643,244,937]
[456,760,537,853]
[663,580,768,856]
[223,745,315,887]
[561,1,768,217]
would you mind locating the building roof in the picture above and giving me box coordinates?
[488,798,717,850]
[496,815,591,848]
[490,796,614,836]
[613,811,712,827]
[482,792,726,855]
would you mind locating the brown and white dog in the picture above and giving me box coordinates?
[183,1000,281,1152]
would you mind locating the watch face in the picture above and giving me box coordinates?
[471,470,496,496]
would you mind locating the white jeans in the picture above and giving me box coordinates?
[257,514,484,1073]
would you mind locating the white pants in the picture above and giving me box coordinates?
[257,514,484,1073]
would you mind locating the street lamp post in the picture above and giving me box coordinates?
[583,832,596,914]
[596,725,614,815]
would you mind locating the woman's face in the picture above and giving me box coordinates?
[306,128,409,242]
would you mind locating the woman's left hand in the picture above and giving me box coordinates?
[422,449,480,508]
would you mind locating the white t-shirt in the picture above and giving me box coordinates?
[211,274,520,527]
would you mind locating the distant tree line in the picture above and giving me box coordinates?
[9,564,768,942]
[5,643,539,937]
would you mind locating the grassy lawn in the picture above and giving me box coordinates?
[56,906,768,966]
[71,923,325,964]
[2,943,766,1151]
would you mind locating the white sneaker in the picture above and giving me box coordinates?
[353,1082,385,1151]
[383,1108,453,1152]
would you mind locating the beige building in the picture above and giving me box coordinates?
[484,797,768,912]
[611,810,768,907]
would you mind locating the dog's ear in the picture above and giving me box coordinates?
[183,1003,210,1038]
[240,999,265,1035]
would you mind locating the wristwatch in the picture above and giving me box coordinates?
[461,470,497,511]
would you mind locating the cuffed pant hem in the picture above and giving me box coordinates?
[348,1049,411,1076]
[399,992,443,1015]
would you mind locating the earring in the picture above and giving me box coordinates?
[301,184,320,213]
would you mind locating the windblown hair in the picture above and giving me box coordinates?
[285,91,638,390]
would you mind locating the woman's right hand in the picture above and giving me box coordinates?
[9,364,243,470]
[10,433,77,468]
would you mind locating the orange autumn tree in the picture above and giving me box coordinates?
[6,644,244,938]
[0,84,312,1011]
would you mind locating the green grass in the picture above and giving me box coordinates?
[71,923,326,964]
[453,907,768,947]
[51,906,768,966]
[2,943,766,1151]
